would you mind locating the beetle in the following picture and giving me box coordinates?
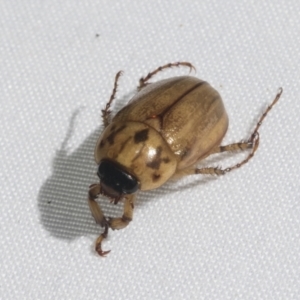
[88,62,282,256]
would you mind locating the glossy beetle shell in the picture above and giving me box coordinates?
[89,62,282,256]
[95,76,228,190]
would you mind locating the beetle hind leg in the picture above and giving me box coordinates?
[198,133,260,175]
[101,71,123,127]
[173,133,260,177]
[138,62,196,89]
[216,88,282,173]
[248,87,283,143]
[175,88,282,177]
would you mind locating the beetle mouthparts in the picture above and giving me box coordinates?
[100,182,123,204]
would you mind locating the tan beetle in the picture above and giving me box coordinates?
[88,62,282,256]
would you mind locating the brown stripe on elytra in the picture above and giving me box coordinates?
[134,128,149,143]
[156,81,207,125]
[107,124,127,145]
[142,81,208,130]
[203,93,223,118]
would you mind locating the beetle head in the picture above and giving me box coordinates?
[97,159,139,204]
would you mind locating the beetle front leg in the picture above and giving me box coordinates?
[88,183,111,256]
[88,183,107,226]
[108,194,136,230]
[94,223,111,257]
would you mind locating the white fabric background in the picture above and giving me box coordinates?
[1,1,299,299]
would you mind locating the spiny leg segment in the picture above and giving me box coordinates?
[88,183,107,226]
[108,194,135,230]
[88,185,136,256]
[101,70,123,128]
[139,61,196,89]
[192,88,283,176]
[88,183,110,257]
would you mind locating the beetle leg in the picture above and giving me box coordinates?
[108,194,136,230]
[220,133,260,173]
[88,184,111,256]
[174,133,260,177]
[88,183,107,227]
[209,140,253,155]
[101,71,123,127]
[174,88,282,178]
[202,133,260,174]
[248,87,283,143]
[138,62,196,89]
[209,87,283,156]
[95,223,111,257]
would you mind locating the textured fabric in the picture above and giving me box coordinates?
[1,1,299,299]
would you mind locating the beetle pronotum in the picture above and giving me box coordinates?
[88,62,282,256]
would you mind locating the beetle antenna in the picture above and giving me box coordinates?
[101,71,123,127]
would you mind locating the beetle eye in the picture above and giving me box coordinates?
[97,160,139,194]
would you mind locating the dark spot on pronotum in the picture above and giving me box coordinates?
[152,173,161,181]
[146,146,163,169]
[134,129,149,143]
[163,157,170,163]
[107,125,126,145]
[99,140,105,148]
[147,160,160,170]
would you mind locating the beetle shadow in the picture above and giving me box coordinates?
[36,90,173,242]
[38,109,102,241]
